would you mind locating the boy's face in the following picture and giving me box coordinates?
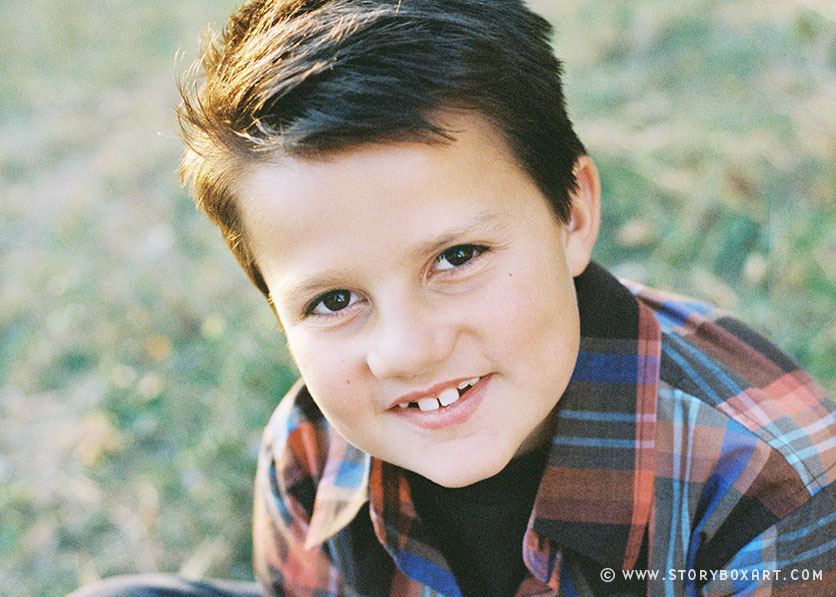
[236,113,599,487]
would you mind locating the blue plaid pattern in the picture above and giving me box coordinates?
[253,263,836,595]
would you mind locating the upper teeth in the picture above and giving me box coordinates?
[418,397,440,411]
[438,387,459,406]
[458,377,479,390]
[408,377,480,411]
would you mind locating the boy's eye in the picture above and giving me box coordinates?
[435,244,487,271]
[307,289,357,315]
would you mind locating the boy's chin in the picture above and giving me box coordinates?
[409,452,514,488]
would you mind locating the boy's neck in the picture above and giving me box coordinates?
[404,442,550,596]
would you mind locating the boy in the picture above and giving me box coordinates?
[73,0,836,595]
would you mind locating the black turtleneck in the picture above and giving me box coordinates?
[405,443,550,597]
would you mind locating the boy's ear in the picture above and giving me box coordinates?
[564,155,601,277]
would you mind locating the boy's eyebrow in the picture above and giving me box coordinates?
[278,273,353,304]
[411,209,506,258]
[278,210,507,301]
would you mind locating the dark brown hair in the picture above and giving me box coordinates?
[178,0,586,298]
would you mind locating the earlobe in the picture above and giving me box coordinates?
[564,155,601,277]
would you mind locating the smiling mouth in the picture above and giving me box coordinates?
[395,377,481,411]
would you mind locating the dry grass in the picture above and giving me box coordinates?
[1,1,834,595]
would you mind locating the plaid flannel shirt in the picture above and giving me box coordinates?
[253,263,836,596]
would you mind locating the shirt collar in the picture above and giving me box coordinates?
[303,263,661,576]
[305,428,371,549]
[525,262,660,575]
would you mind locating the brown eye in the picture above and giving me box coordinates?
[436,244,487,270]
[308,289,354,315]
[323,290,350,310]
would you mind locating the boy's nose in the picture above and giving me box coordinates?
[365,300,456,380]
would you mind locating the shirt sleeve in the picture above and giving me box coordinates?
[252,398,343,597]
[701,480,836,595]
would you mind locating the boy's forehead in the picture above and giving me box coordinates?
[235,111,518,204]
[232,111,554,269]
[238,110,517,187]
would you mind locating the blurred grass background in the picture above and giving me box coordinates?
[1,1,834,595]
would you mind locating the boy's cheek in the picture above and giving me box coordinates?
[286,337,369,411]
[490,265,577,332]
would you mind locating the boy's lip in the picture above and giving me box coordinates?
[389,375,491,430]
[387,376,484,410]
